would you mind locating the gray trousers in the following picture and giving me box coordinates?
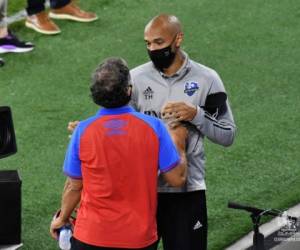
[0,0,7,27]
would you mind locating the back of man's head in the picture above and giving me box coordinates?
[90,57,131,108]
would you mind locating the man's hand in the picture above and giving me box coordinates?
[67,121,79,133]
[50,215,68,240]
[50,178,82,240]
[162,102,197,123]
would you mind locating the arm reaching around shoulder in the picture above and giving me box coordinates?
[161,125,188,187]
[50,177,82,239]
[67,120,80,133]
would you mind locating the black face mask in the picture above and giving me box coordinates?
[147,37,177,71]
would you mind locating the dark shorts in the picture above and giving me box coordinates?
[71,237,157,250]
[155,190,207,250]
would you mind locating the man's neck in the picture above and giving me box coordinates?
[163,50,185,77]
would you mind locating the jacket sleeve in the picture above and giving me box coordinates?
[190,71,236,147]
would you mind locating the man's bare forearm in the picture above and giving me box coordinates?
[177,151,188,183]
[59,178,82,222]
[163,125,188,187]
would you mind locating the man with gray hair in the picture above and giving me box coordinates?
[130,14,236,250]
[51,57,188,250]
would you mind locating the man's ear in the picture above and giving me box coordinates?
[127,85,133,96]
[176,32,184,47]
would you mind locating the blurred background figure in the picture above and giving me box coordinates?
[25,0,98,35]
[0,0,34,54]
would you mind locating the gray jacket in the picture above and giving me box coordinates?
[130,53,236,192]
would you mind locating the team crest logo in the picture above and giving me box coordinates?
[103,119,128,136]
[103,119,127,129]
[143,87,154,100]
[184,82,199,96]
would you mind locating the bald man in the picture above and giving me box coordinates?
[130,14,236,250]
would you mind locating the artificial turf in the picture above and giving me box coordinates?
[1,0,300,249]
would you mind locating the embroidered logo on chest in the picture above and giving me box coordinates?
[143,86,154,100]
[184,82,199,96]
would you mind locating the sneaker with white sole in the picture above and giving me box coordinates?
[0,30,34,54]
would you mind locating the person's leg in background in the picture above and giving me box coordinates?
[0,0,34,54]
[0,0,4,65]
[157,191,208,250]
[26,0,97,35]
[26,0,46,16]
[49,0,71,10]
[0,0,8,37]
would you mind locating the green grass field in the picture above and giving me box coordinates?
[1,0,300,249]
